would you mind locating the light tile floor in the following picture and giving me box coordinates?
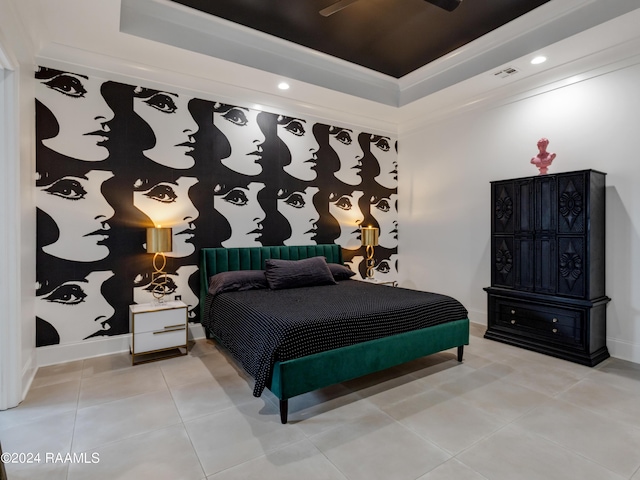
[2,323,640,480]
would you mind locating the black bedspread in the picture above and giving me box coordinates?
[203,280,468,396]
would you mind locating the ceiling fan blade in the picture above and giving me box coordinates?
[425,0,462,12]
[319,0,360,17]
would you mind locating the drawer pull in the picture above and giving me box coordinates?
[552,318,558,323]
[510,320,516,325]
[154,327,186,334]
[552,328,558,333]
[511,309,516,315]
[164,324,185,329]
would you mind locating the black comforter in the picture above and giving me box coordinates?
[203,280,467,396]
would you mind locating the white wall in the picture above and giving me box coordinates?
[398,50,640,363]
[0,0,37,409]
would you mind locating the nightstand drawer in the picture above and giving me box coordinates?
[134,308,186,334]
[133,327,187,354]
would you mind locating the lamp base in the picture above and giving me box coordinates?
[150,252,170,301]
[365,245,375,279]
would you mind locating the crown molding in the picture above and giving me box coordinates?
[36,42,399,136]
[120,0,640,107]
[398,26,640,135]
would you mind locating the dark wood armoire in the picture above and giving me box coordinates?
[484,169,610,366]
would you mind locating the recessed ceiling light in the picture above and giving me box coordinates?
[278,82,290,90]
[531,56,547,65]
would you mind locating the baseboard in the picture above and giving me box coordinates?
[606,337,640,364]
[21,348,38,403]
[467,308,487,328]
[36,323,207,367]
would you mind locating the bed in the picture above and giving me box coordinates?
[199,244,469,423]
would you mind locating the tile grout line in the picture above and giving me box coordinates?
[161,358,209,480]
[65,359,84,480]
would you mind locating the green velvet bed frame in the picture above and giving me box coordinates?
[199,245,470,423]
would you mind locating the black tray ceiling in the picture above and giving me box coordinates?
[170,0,551,78]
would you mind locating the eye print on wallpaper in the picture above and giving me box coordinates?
[276,116,319,181]
[370,192,398,249]
[328,189,365,250]
[375,253,399,279]
[371,135,398,189]
[36,270,115,346]
[134,265,199,319]
[133,176,199,258]
[36,67,113,161]
[329,126,363,186]
[346,251,398,282]
[36,168,114,262]
[277,185,320,245]
[133,87,198,169]
[214,179,266,247]
[213,103,265,176]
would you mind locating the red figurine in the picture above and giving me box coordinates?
[531,138,556,175]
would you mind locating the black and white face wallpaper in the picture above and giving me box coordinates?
[35,67,399,347]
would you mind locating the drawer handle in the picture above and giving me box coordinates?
[164,324,185,329]
[511,309,516,315]
[552,328,558,333]
[552,318,558,323]
[154,327,186,334]
[510,320,516,325]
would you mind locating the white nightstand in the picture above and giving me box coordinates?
[129,300,188,365]
[354,277,398,287]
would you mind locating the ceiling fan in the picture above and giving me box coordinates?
[320,0,462,17]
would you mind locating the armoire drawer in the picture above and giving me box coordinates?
[493,299,584,345]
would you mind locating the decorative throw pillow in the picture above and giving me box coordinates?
[265,256,337,290]
[327,263,356,280]
[208,270,268,296]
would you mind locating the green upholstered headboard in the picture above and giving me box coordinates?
[199,244,343,321]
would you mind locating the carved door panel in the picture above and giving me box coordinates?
[493,181,514,235]
[515,179,534,234]
[555,173,587,298]
[492,180,515,289]
[515,235,535,291]
[535,235,557,293]
[492,236,514,288]
[557,237,586,298]
[535,175,556,234]
[557,173,586,235]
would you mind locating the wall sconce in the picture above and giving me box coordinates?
[361,226,379,279]
[146,227,172,302]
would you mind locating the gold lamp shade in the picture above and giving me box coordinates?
[361,226,379,247]
[146,227,172,254]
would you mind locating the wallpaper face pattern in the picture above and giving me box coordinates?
[35,67,398,347]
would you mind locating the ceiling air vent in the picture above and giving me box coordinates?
[493,66,519,79]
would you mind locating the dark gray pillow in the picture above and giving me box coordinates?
[265,256,337,290]
[327,263,356,280]
[208,270,268,296]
